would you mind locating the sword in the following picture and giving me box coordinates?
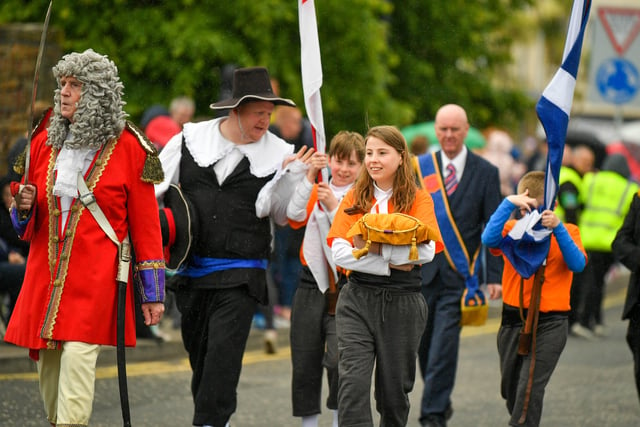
[116,238,132,427]
[77,173,133,426]
[23,0,53,184]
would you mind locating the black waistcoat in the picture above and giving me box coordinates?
[178,141,274,298]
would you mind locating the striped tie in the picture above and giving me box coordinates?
[445,163,458,195]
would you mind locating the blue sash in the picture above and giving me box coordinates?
[179,256,268,278]
[416,153,484,303]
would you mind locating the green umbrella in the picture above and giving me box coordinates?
[401,121,486,151]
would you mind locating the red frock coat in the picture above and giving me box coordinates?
[4,122,165,351]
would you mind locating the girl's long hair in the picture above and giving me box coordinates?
[352,125,417,213]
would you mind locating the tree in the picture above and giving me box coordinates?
[388,0,534,130]
[0,0,535,140]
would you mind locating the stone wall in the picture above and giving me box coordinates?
[0,23,61,177]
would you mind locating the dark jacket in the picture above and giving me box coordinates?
[178,142,274,302]
[612,192,640,320]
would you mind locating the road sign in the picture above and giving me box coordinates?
[598,7,640,55]
[595,58,639,104]
[587,7,640,110]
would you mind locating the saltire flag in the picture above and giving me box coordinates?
[501,0,592,278]
[299,0,327,181]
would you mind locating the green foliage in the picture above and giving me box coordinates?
[388,0,534,130]
[1,0,534,138]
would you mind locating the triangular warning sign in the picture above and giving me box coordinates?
[599,7,640,55]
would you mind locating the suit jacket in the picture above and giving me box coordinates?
[419,150,503,286]
[612,192,640,320]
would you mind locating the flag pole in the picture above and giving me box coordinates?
[299,0,327,182]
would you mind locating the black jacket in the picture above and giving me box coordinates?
[612,192,640,320]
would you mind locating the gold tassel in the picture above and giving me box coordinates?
[352,240,372,259]
[409,236,419,261]
[126,121,165,184]
[142,153,165,184]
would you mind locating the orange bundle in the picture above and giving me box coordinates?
[346,213,440,261]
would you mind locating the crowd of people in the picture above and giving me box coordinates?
[1,48,639,427]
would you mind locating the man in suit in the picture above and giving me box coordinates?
[415,104,503,427]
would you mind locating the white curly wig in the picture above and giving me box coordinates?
[47,49,127,149]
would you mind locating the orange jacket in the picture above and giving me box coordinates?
[491,220,585,312]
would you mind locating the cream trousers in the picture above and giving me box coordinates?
[37,341,101,427]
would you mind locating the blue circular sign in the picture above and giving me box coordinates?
[596,58,640,105]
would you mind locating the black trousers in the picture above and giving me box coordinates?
[627,305,640,404]
[175,285,257,427]
[576,250,615,328]
[0,261,25,323]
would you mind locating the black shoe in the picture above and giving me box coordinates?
[421,415,446,427]
[445,404,454,420]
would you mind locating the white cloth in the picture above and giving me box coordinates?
[155,117,307,225]
[288,178,353,292]
[182,119,289,178]
[53,145,98,226]
[53,147,95,198]
[370,184,392,213]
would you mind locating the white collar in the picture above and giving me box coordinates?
[329,180,353,200]
[182,117,293,178]
[372,183,393,213]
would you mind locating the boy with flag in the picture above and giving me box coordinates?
[482,171,586,426]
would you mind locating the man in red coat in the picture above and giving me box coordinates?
[4,49,166,427]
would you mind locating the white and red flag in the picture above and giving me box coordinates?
[299,0,327,181]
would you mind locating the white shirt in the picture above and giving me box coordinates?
[286,177,354,292]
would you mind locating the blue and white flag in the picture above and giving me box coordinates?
[501,0,592,278]
[537,0,592,211]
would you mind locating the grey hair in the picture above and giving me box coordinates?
[47,49,127,149]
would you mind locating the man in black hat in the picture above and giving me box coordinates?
[155,66,314,427]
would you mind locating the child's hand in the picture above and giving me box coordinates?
[305,152,328,182]
[506,189,538,214]
[540,209,560,229]
[317,182,338,211]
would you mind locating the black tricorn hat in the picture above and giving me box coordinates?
[209,67,296,110]
[159,184,197,271]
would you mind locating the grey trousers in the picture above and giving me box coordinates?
[336,282,427,427]
[497,317,568,427]
[290,281,339,416]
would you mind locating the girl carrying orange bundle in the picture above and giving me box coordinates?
[327,125,443,426]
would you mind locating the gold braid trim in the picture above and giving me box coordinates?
[126,121,165,184]
[13,148,26,175]
[41,142,116,340]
